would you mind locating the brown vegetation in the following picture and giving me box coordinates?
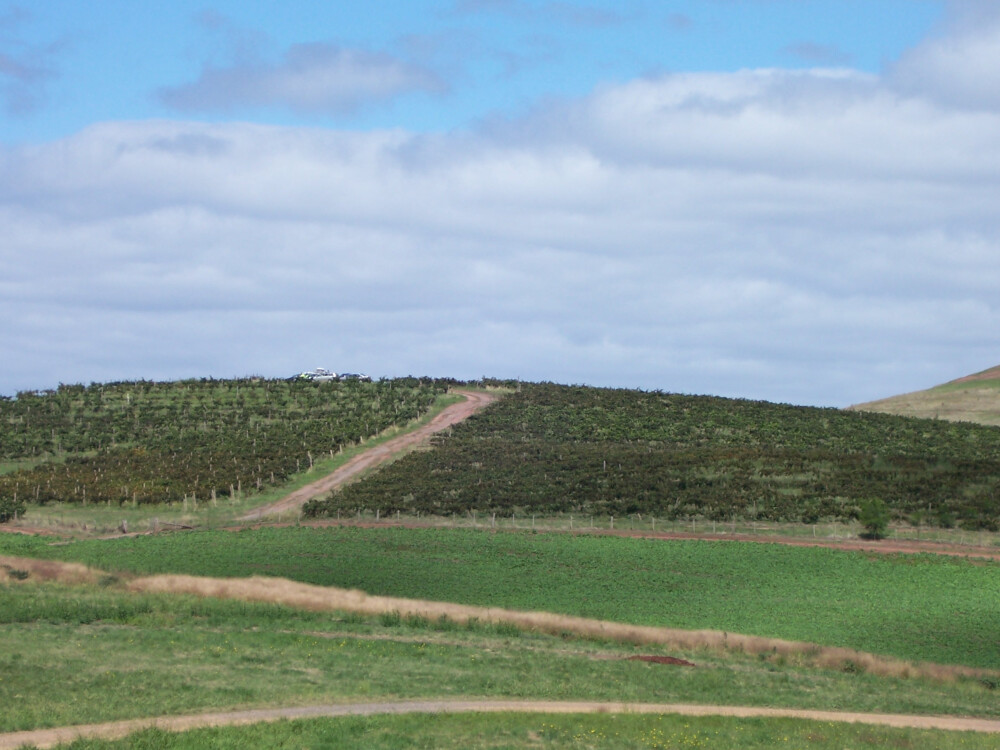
[0,555,100,585]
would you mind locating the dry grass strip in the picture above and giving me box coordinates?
[0,555,101,585]
[4,554,993,684]
[127,571,996,684]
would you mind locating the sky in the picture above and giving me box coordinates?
[2,0,998,406]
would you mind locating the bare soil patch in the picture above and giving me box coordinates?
[630,655,696,667]
[951,365,1000,384]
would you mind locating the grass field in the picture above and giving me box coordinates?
[3,525,997,669]
[22,712,1000,750]
[2,579,999,737]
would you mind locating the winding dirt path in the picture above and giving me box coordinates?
[3,700,999,748]
[241,389,497,520]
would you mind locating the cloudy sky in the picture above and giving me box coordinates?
[2,0,998,406]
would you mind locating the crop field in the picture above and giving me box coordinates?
[4,526,997,670]
[0,377,449,518]
[306,383,1000,529]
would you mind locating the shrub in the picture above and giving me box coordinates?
[859,498,889,540]
[0,494,25,524]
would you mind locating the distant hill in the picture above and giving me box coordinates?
[848,365,1000,427]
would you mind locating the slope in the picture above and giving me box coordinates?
[848,365,1000,426]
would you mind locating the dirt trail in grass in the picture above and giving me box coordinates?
[289,518,1000,561]
[603,529,1000,561]
[240,389,497,520]
[3,700,1000,748]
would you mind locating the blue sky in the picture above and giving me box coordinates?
[3,0,941,139]
[2,1,999,406]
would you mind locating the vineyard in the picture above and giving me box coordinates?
[305,383,1000,529]
[0,377,449,516]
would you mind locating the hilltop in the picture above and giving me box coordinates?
[848,364,1000,427]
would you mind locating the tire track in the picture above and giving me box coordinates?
[3,700,999,748]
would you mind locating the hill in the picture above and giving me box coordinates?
[0,377,450,522]
[306,382,1000,530]
[848,365,1000,426]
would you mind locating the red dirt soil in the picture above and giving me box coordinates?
[950,364,1000,384]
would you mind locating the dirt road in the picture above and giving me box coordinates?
[596,529,1000,561]
[241,389,497,520]
[3,700,999,748]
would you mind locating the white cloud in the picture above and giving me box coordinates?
[158,43,446,115]
[3,12,1000,405]
[889,1,1000,110]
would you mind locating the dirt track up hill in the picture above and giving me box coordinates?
[242,389,497,520]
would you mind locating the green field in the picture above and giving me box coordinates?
[2,578,999,737]
[306,383,1000,530]
[4,525,997,669]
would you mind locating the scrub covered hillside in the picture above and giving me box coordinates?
[306,383,1000,529]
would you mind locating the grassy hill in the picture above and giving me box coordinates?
[306,382,1000,530]
[849,365,1000,427]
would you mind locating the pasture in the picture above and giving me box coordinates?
[3,525,997,670]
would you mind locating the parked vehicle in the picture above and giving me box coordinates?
[292,368,338,382]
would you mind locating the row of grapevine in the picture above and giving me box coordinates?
[0,377,450,511]
[305,383,1000,529]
